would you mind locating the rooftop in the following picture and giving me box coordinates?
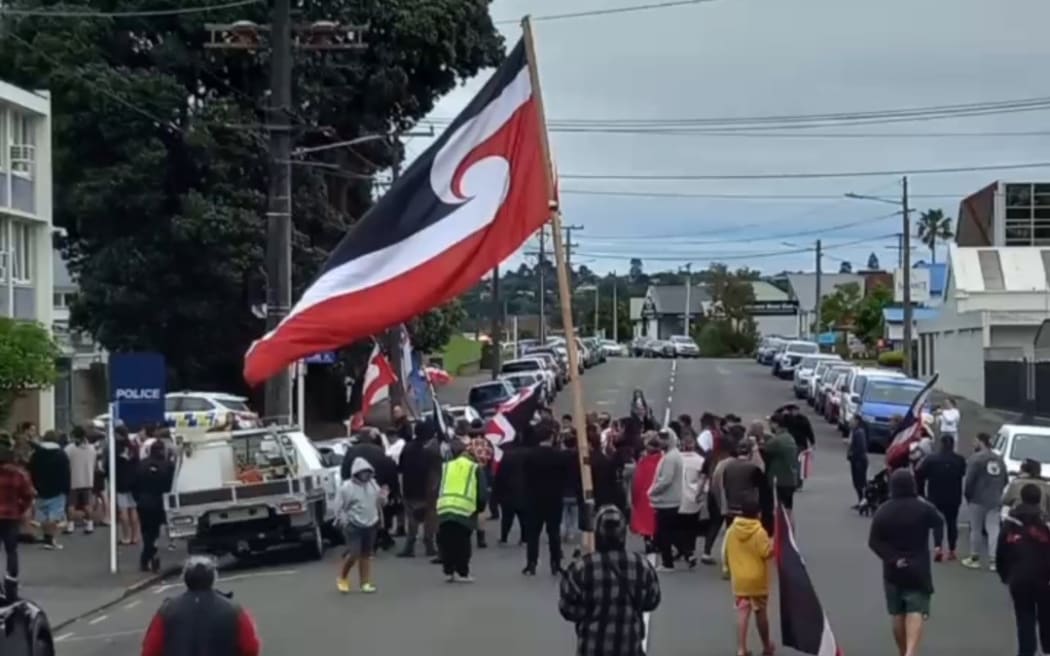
[949,244,1050,293]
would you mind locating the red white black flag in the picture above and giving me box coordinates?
[485,382,543,461]
[348,343,397,432]
[244,39,550,385]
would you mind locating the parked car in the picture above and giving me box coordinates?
[669,334,700,358]
[467,379,516,419]
[0,598,53,656]
[992,425,1050,479]
[521,348,567,388]
[814,363,854,415]
[94,391,261,431]
[500,371,552,403]
[501,358,555,397]
[854,378,929,452]
[772,340,820,378]
[807,359,842,404]
[824,370,850,424]
[792,354,841,399]
[631,336,653,357]
[602,340,627,357]
[837,367,907,436]
[648,339,675,358]
[756,337,786,365]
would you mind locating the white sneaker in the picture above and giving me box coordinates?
[63,522,75,535]
[654,565,675,573]
[453,574,475,583]
[84,521,94,534]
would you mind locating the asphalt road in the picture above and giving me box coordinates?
[53,358,1017,656]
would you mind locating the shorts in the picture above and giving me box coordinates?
[36,495,67,523]
[735,595,768,612]
[116,493,137,511]
[343,524,377,558]
[884,582,931,617]
[776,486,795,510]
[70,488,92,511]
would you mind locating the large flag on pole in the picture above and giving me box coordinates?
[244,39,550,385]
[349,343,397,431]
[485,382,543,461]
[885,373,939,469]
[774,504,843,656]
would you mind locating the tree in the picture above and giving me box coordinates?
[409,301,467,354]
[819,282,863,331]
[854,283,893,346]
[0,320,61,424]
[0,0,503,391]
[839,260,853,273]
[707,264,756,325]
[629,258,645,281]
[867,252,881,271]
[917,208,954,264]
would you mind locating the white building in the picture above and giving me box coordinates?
[916,245,1050,408]
[53,250,107,430]
[0,81,55,431]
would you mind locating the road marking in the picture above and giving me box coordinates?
[716,364,731,376]
[122,599,141,610]
[58,628,143,643]
[663,406,671,427]
[154,567,300,593]
[88,614,109,625]
[55,632,75,642]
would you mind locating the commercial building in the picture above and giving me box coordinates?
[0,81,55,431]
[781,272,865,339]
[52,251,108,430]
[957,181,1050,248]
[631,281,798,339]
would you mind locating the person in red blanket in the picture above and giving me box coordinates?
[0,432,35,601]
[141,556,260,656]
[630,434,663,553]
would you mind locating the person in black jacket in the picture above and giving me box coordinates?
[397,421,442,558]
[997,483,1050,656]
[522,419,573,576]
[587,425,622,512]
[340,429,399,550]
[915,434,967,562]
[134,440,174,572]
[27,434,70,549]
[493,441,530,545]
[868,468,943,656]
[847,415,869,507]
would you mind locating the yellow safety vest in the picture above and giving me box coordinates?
[437,456,478,518]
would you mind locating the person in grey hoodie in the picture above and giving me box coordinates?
[648,428,684,571]
[962,432,1008,571]
[335,458,385,593]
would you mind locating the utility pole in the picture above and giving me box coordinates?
[538,227,546,342]
[612,271,618,342]
[814,239,822,340]
[564,224,583,276]
[902,175,913,376]
[491,266,501,379]
[683,263,692,337]
[206,11,366,423]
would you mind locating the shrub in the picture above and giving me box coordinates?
[877,350,904,368]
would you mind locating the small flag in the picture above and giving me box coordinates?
[484,382,543,461]
[885,373,938,470]
[349,343,397,431]
[774,504,843,656]
[425,366,453,386]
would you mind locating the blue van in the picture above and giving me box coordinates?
[855,378,928,452]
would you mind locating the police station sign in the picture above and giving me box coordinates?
[109,352,166,430]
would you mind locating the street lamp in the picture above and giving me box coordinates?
[577,284,599,338]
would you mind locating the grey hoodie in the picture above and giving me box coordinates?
[648,434,684,509]
[964,449,1008,509]
[335,457,381,528]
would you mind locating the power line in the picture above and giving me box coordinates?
[539,127,1050,138]
[561,160,1050,181]
[575,234,896,262]
[559,188,963,200]
[0,0,262,18]
[494,0,717,24]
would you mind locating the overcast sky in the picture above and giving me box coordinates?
[404,0,1050,276]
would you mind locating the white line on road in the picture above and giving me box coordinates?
[55,632,76,642]
[122,599,141,610]
[154,568,300,594]
[663,406,671,427]
[58,628,144,643]
[88,614,109,625]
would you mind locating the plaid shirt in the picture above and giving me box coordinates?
[0,463,35,520]
[559,550,661,656]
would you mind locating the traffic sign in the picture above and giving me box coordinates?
[304,351,337,364]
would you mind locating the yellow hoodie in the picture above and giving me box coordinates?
[725,517,773,597]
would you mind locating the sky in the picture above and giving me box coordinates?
[403,0,1050,277]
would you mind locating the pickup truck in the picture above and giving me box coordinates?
[164,426,341,560]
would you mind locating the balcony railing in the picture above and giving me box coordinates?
[10,144,34,176]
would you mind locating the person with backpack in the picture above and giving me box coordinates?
[996,483,1050,656]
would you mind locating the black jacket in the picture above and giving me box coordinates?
[784,414,815,452]
[589,449,622,510]
[721,458,765,516]
[492,445,530,509]
[399,438,442,502]
[134,456,175,512]
[27,442,70,498]
[916,445,967,507]
[524,445,574,510]
[996,504,1050,590]
[340,442,399,495]
[868,470,943,593]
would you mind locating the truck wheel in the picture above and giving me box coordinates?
[305,522,325,560]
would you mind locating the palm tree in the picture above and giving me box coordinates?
[917,209,954,264]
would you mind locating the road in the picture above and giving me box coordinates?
[53,358,1016,655]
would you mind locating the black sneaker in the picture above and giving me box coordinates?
[687,555,699,569]
[522,565,536,576]
[700,554,716,566]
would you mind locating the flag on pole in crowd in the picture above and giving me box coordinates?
[425,366,453,386]
[243,38,550,386]
[885,373,939,469]
[349,343,397,431]
[774,504,843,656]
[485,382,543,461]
[399,325,414,394]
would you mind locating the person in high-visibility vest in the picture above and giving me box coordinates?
[436,441,487,583]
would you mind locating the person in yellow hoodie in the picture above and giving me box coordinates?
[725,499,775,656]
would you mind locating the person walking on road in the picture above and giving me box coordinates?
[648,428,684,571]
[847,414,869,508]
[629,435,661,553]
[335,458,385,593]
[996,483,1050,656]
[717,436,766,577]
[27,432,70,550]
[1002,458,1050,519]
[779,404,815,489]
[725,499,775,656]
[437,441,486,582]
[110,430,142,546]
[523,419,572,576]
[934,397,960,442]
[677,433,706,568]
[868,468,944,656]
[135,441,174,573]
[962,432,1008,571]
[141,556,261,656]
[762,414,798,523]
[397,421,442,558]
[467,425,495,550]
[493,441,529,544]
[558,505,661,656]
[65,426,97,535]
[0,433,34,601]
[915,435,967,562]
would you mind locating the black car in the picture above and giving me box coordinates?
[468,379,516,419]
[0,598,54,656]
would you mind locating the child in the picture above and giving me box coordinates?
[336,457,385,594]
[725,499,775,656]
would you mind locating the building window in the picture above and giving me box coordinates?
[53,292,75,308]
[1004,183,1050,246]
[11,222,32,284]
[978,250,1005,291]
[9,112,34,176]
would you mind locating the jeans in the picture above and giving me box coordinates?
[437,521,472,577]
[849,459,868,503]
[0,519,19,579]
[932,501,960,551]
[499,503,524,543]
[525,504,563,570]
[405,498,437,548]
[968,503,1000,562]
[1012,584,1050,656]
[676,512,700,559]
[654,507,679,568]
[138,507,164,569]
[704,493,723,556]
[561,497,580,546]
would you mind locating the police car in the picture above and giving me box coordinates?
[92,391,260,431]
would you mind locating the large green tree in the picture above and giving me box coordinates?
[0,0,503,391]
[0,319,61,424]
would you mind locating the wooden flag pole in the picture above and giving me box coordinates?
[522,15,596,554]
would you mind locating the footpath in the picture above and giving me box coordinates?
[18,527,183,629]
[931,390,1044,444]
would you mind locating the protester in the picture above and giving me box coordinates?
[141,556,261,656]
[717,437,767,577]
[65,426,97,534]
[587,424,622,512]
[558,505,661,656]
[677,413,697,443]
[27,431,70,550]
[962,432,1008,571]
[561,432,583,551]
[1002,458,1050,518]
[335,457,384,593]
[493,440,530,545]
[341,429,399,551]
[677,433,706,568]
[935,397,961,441]
[437,441,486,582]
[110,430,141,546]
[467,423,495,549]
[523,419,572,576]
[996,483,1050,656]
[763,413,799,522]
[847,414,869,508]
[648,427,684,571]
[697,413,717,457]
[915,434,967,562]
[0,433,34,601]
[868,469,943,656]
[629,435,662,553]
[725,499,775,656]
[397,421,442,558]
[134,441,174,573]
[779,404,815,489]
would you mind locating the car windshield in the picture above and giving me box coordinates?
[502,361,539,373]
[1010,434,1050,464]
[787,342,818,354]
[823,366,850,382]
[670,336,693,343]
[863,383,923,405]
[469,384,508,404]
[218,399,251,412]
[799,357,819,369]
